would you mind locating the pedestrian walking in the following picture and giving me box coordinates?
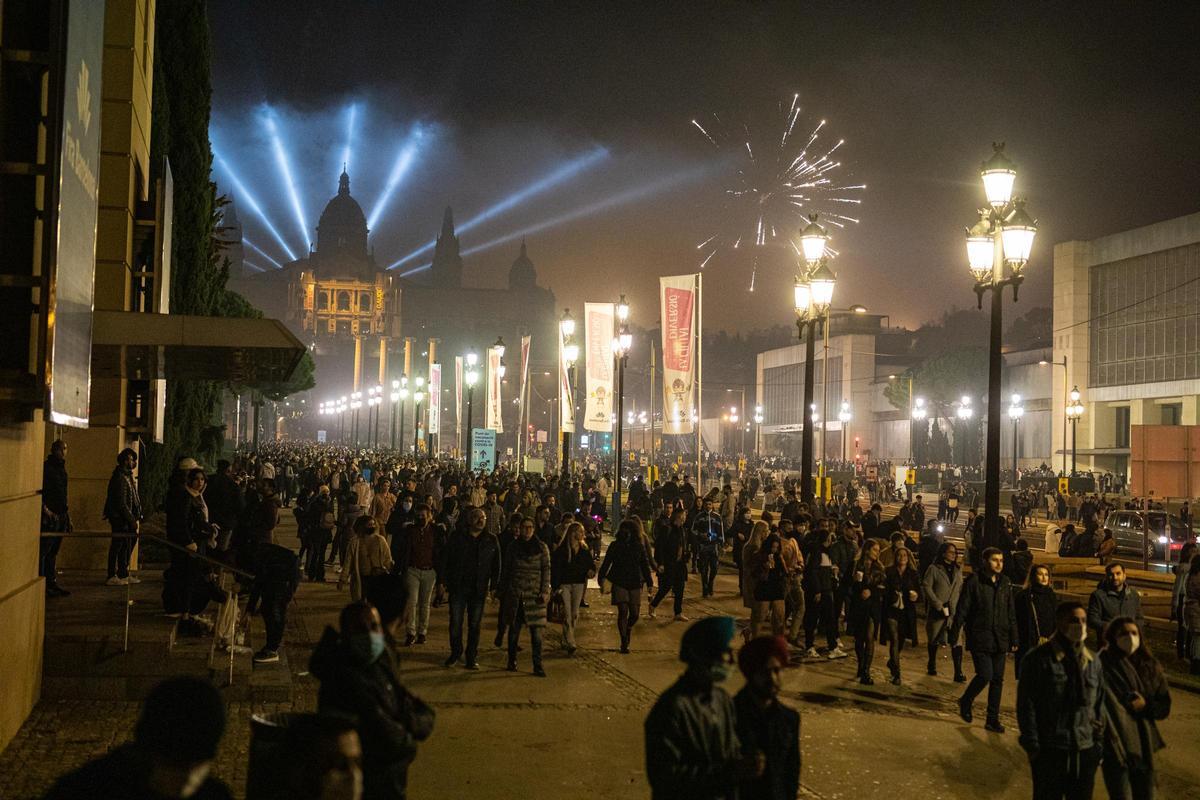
[752,534,791,637]
[40,439,72,597]
[598,519,654,653]
[955,547,1019,732]
[923,541,965,680]
[649,507,691,621]
[882,546,920,685]
[849,539,886,684]
[1088,563,1146,642]
[552,521,596,655]
[1183,552,1200,675]
[338,516,393,602]
[442,506,501,670]
[802,526,847,660]
[1016,564,1058,678]
[1171,543,1197,662]
[395,504,442,646]
[1099,617,1171,800]
[1016,601,1104,800]
[691,496,725,597]
[734,636,800,800]
[644,617,763,800]
[739,521,769,638]
[500,515,551,675]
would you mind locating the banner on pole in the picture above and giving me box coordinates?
[660,274,697,435]
[559,322,575,435]
[519,335,531,434]
[428,363,441,434]
[486,347,504,433]
[455,356,463,444]
[583,302,615,432]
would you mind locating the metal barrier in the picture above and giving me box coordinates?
[39,530,256,685]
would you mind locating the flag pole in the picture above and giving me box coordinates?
[695,272,702,491]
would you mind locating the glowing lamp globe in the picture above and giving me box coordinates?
[799,214,829,264]
[1001,200,1037,269]
[980,143,1016,209]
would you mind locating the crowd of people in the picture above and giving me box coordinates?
[36,438,1200,799]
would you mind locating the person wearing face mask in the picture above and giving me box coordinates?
[309,601,435,800]
[1016,601,1105,800]
[954,546,1019,732]
[644,617,764,800]
[45,676,232,799]
[1088,563,1146,644]
[1098,617,1171,800]
[734,636,800,800]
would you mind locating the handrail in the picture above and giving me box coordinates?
[41,530,256,580]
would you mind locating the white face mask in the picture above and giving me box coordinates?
[1116,633,1140,655]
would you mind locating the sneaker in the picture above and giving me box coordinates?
[984,720,1006,734]
[826,646,850,660]
[106,576,128,586]
[673,614,690,622]
[803,647,821,659]
[619,644,630,654]
[404,634,416,647]
[416,634,427,645]
[506,660,517,672]
[532,666,547,677]
[464,661,479,670]
[443,654,459,667]
[125,576,141,585]
[646,605,657,619]
[859,675,875,685]
[493,633,505,648]
[253,649,280,664]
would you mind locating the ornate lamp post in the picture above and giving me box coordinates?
[965,143,1038,542]
[391,377,408,451]
[350,391,363,447]
[911,397,928,463]
[612,296,632,526]
[794,215,837,506]
[464,354,479,459]
[753,405,764,459]
[838,400,852,464]
[560,309,580,475]
[1066,386,1084,476]
[1008,393,1024,486]
[955,395,974,467]
[412,377,425,456]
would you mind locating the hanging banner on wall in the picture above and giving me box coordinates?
[584,302,615,432]
[455,356,463,445]
[559,321,575,434]
[486,347,504,433]
[428,363,441,435]
[660,274,698,435]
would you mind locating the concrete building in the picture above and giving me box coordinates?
[1053,210,1200,477]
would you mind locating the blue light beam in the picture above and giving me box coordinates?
[242,237,283,269]
[341,103,357,174]
[367,127,423,231]
[386,146,609,270]
[264,109,313,252]
[212,150,298,262]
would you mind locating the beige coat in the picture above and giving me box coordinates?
[340,532,394,601]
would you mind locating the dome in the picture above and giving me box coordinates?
[316,169,368,258]
[508,239,537,290]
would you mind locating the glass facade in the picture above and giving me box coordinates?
[763,355,842,426]
[1089,242,1200,387]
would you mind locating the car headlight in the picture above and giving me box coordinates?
[1157,536,1169,544]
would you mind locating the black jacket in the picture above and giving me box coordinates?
[103,466,141,530]
[733,689,800,800]
[42,455,69,515]
[653,524,690,569]
[954,572,1019,653]
[441,529,501,600]
[551,542,595,588]
[598,536,652,591]
[309,628,435,800]
[1016,584,1058,650]
[247,543,300,613]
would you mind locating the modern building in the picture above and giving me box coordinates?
[1053,210,1200,477]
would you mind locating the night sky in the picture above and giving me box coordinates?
[208,1,1200,333]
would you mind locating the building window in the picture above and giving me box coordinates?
[1114,406,1130,448]
[337,291,351,311]
[1161,403,1182,426]
[317,291,329,311]
[360,292,371,311]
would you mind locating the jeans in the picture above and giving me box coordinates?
[1031,746,1101,800]
[448,595,485,663]
[306,541,328,582]
[755,599,786,637]
[404,567,437,636]
[650,563,686,615]
[261,595,287,651]
[507,604,543,668]
[962,650,1007,721]
[107,523,135,579]
[40,516,66,586]
[1101,758,1155,800]
[559,583,586,647]
[697,548,719,596]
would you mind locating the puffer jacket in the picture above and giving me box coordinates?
[954,572,1018,653]
[1016,636,1104,753]
[501,536,550,627]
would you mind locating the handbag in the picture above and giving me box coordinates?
[547,592,567,625]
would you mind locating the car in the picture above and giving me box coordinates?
[1107,510,1195,562]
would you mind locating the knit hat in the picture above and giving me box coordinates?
[738,635,790,677]
[679,616,736,664]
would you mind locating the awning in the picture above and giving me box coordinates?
[1054,447,1131,456]
[91,310,306,383]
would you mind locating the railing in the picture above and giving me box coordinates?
[39,530,256,685]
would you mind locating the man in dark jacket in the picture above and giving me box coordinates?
[735,636,800,800]
[954,546,1019,732]
[649,507,691,621]
[245,541,301,664]
[204,460,244,551]
[691,497,725,598]
[1086,563,1145,642]
[45,677,232,799]
[644,617,763,800]
[40,439,72,596]
[442,506,501,669]
[102,448,142,585]
[309,600,435,800]
[1016,601,1104,799]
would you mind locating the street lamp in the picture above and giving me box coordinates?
[1066,385,1085,476]
[911,396,928,464]
[350,391,363,447]
[956,395,974,468]
[612,296,632,527]
[838,400,852,464]
[964,142,1038,543]
[1008,393,1025,487]
[561,309,579,475]
[393,377,409,452]
[412,377,425,456]
[753,405,764,458]
[464,360,479,458]
[1039,356,1070,475]
[794,214,836,506]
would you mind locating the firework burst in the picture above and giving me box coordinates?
[692,94,864,290]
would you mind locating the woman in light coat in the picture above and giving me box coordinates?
[338,515,393,602]
[922,541,965,681]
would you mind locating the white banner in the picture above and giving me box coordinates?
[559,321,575,434]
[519,335,532,449]
[455,356,463,447]
[428,363,441,434]
[660,274,697,435]
[584,302,615,432]
[486,347,504,433]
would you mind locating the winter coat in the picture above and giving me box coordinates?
[1099,649,1170,770]
[599,535,653,592]
[1087,583,1146,637]
[741,539,763,608]
[881,565,921,644]
[1184,572,1200,632]
[827,537,859,593]
[954,572,1019,653]
[309,628,435,800]
[103,466,141,529]
[922,561,963,619]
[247,543,300,613]
[1016,636,1104,753]
[848,558,886,630]
[733,688,800,800]
[654,525,691,570]
[342,533,394,602]
[442,530,501,600]
[500,537,551,627]
[644,674,741,800]
[552,542,596,589]
[1016,584,1059,651]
